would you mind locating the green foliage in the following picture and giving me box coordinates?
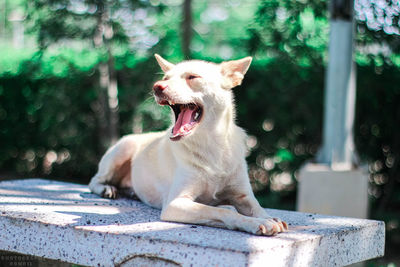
[0,1,400,252]
[0,47,162,180]
[235,56,324,208]
[27,0,156,49]
[246,0,400,255]
[248,0,329,64]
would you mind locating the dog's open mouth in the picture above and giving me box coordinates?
[168,103,203,141]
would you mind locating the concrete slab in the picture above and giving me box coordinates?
[0,179,384,267]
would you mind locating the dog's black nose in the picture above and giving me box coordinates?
[153,82,168,94]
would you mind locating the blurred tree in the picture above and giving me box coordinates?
[0,0,27,47]
[0,0,399,259]
[0,2,399,251]
[188,1,259,60]
[246,0,400,205]
[243,0,329,208]
[181,0,192,58]
[355,0,400,53]
[248,0,328,65]
[93,0,120,146]
[353,0,400,224]
[27,0,156,148]
[248,0,400,247]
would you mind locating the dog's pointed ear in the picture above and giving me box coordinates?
[220,57,252,89]
[155,54,175,73]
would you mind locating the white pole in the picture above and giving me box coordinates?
[317,0,357,170]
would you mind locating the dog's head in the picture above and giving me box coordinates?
[153,54,252,141]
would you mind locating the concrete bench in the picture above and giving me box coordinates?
[0,179,384,266]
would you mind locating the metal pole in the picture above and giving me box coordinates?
[317,0,357,170]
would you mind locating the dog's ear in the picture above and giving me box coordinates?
[220,57,252,89]
[155,54,175,73]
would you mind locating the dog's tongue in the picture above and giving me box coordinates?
[172,106,196,137]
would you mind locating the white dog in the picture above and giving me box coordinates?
[89,55,288,235]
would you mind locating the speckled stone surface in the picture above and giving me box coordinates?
[0,179,384,267]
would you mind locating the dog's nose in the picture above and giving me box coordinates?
[153,82,168,93]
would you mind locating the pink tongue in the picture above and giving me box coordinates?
[172,107,196,136]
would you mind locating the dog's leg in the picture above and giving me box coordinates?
[161,197,285,235]
[229,191,288,232]
[89,135,136,199]
[225,169,289,232]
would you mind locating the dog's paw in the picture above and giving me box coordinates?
[252,217,288,236]
[101,185,118,199]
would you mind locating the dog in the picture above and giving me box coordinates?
[88,55,288,235]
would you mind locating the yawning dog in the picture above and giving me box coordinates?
[88,55,288,235]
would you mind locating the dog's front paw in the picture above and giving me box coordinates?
[251,217,288,236]
[101,185,118,199]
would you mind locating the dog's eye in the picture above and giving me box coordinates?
[163,76,170,81]
[187,75,200,80]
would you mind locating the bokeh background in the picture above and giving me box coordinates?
[0,0,399,265]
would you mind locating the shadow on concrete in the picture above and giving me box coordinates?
[0,178,385,266]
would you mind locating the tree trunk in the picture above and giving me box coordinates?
[106,53,119,145]
[93,2,120,149]
[181,0,192,59]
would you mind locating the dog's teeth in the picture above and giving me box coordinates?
[194,111,200,121]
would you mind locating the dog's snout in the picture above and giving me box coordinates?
[153,82,168,93]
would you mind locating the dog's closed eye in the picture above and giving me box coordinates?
[187,74,201,80]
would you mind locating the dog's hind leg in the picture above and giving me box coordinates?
[89,135,137,199]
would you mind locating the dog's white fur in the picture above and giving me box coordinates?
[88,55,288,235]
